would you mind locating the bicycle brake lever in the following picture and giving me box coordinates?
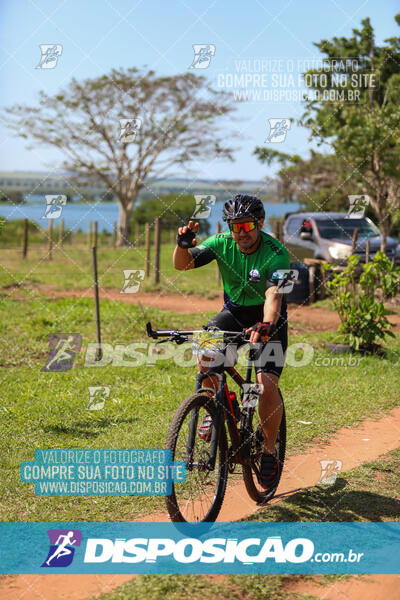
[173,334,188,345]
[155,334,188,345]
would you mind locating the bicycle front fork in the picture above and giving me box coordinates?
[187,370,224,471]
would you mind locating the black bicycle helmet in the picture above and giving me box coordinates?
[222,194,265,222]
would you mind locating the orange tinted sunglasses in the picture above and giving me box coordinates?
[229,221,257,234]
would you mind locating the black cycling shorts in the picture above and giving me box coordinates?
[204,306,288,378]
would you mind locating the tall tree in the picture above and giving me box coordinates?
[2,68,236,245]
[254,148,361,210]
[301,15,400,250]
[255,16,400,249]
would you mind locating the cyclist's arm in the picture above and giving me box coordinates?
[173,244,216,270]
[173,221,200,271]
[173,246,196,270]
[263,245,290,326]
[246,288,283,343]
[263,286,283,324]
[176,233,218,271]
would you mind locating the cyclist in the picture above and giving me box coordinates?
[173,194,290,491]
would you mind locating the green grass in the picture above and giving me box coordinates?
[311,298,334,310]
[2,250,398,599]
[0,293,211,367]
[245,448,400,523]
[89,573,319,600]
[87,449,400,600]
[0,242,222,297]
[0,293,399,521]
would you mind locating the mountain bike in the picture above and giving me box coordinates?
[146,322,286,523]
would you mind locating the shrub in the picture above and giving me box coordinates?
[325,252,399,350]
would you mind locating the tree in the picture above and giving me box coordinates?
[0,191,25,204]
[301,15,400,251]
[2,68,236,245]
[130,193,210,237]
[254,148,362,210]
[254,16,400,249]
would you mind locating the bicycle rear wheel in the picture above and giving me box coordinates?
[242,389,286,504]
[165,392,228,522]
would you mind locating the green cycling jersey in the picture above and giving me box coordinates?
[190,230,290,307]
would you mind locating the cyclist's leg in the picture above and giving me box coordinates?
[254,316,288,454]
[198,309,242,394]
[197,355,219,395]
[257,372,282,453]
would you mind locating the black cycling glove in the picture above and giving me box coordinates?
[176,228,196,249]
[251,321,276,338]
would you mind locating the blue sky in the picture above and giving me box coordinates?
[0,0,398,179]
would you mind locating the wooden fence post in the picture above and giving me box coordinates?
[154,217,161,284]
[277,220,283,242]
[22,218,28,258]
[93,221,98,249]
[59,219,64,247]
[308,265,316,304]
[48,219,53,260]
[113,222,117,248]
[351,228,359,254]
[88,221,92,249]
[365,239,370,264]
[273,220,283,241]
[364,239,371,296]
[92,246,102,362]
[351,228,359,295]
[134,221,140,246]
[319,263,327,300]
[145,223,151,277]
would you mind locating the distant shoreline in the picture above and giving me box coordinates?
[0,196,287,206]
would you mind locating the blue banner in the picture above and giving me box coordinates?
[1,522,399,574]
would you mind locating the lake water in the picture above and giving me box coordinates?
[0,197,300,234]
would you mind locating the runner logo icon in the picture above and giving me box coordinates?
[41,529,82,568]
[189,44,216,69]
[41,334,82,372]
[192,194,216,219]
[265,118,291,143]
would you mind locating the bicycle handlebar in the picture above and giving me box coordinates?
[146,321,250,344]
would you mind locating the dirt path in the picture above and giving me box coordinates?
[21,285,400,332]
[284,574,400,599]
[2,406,400,600]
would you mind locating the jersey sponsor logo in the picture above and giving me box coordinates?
[248,268,261,282]
[270,269,299,293]
[264,238,283,255]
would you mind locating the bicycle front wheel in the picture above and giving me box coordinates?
[165,392,228,522]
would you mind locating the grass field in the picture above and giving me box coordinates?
[1,243,399,600]
[1,291,399,522]
[0,242,223,297]
[85,449,400,600]
[247,447,400,523]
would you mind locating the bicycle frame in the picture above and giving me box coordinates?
[192,350,258,472]
[146,321,260,471]
[147,321,286,521]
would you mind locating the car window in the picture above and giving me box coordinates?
[315,218,379,240]
[301,219,313,232]
[286,217,303,236]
